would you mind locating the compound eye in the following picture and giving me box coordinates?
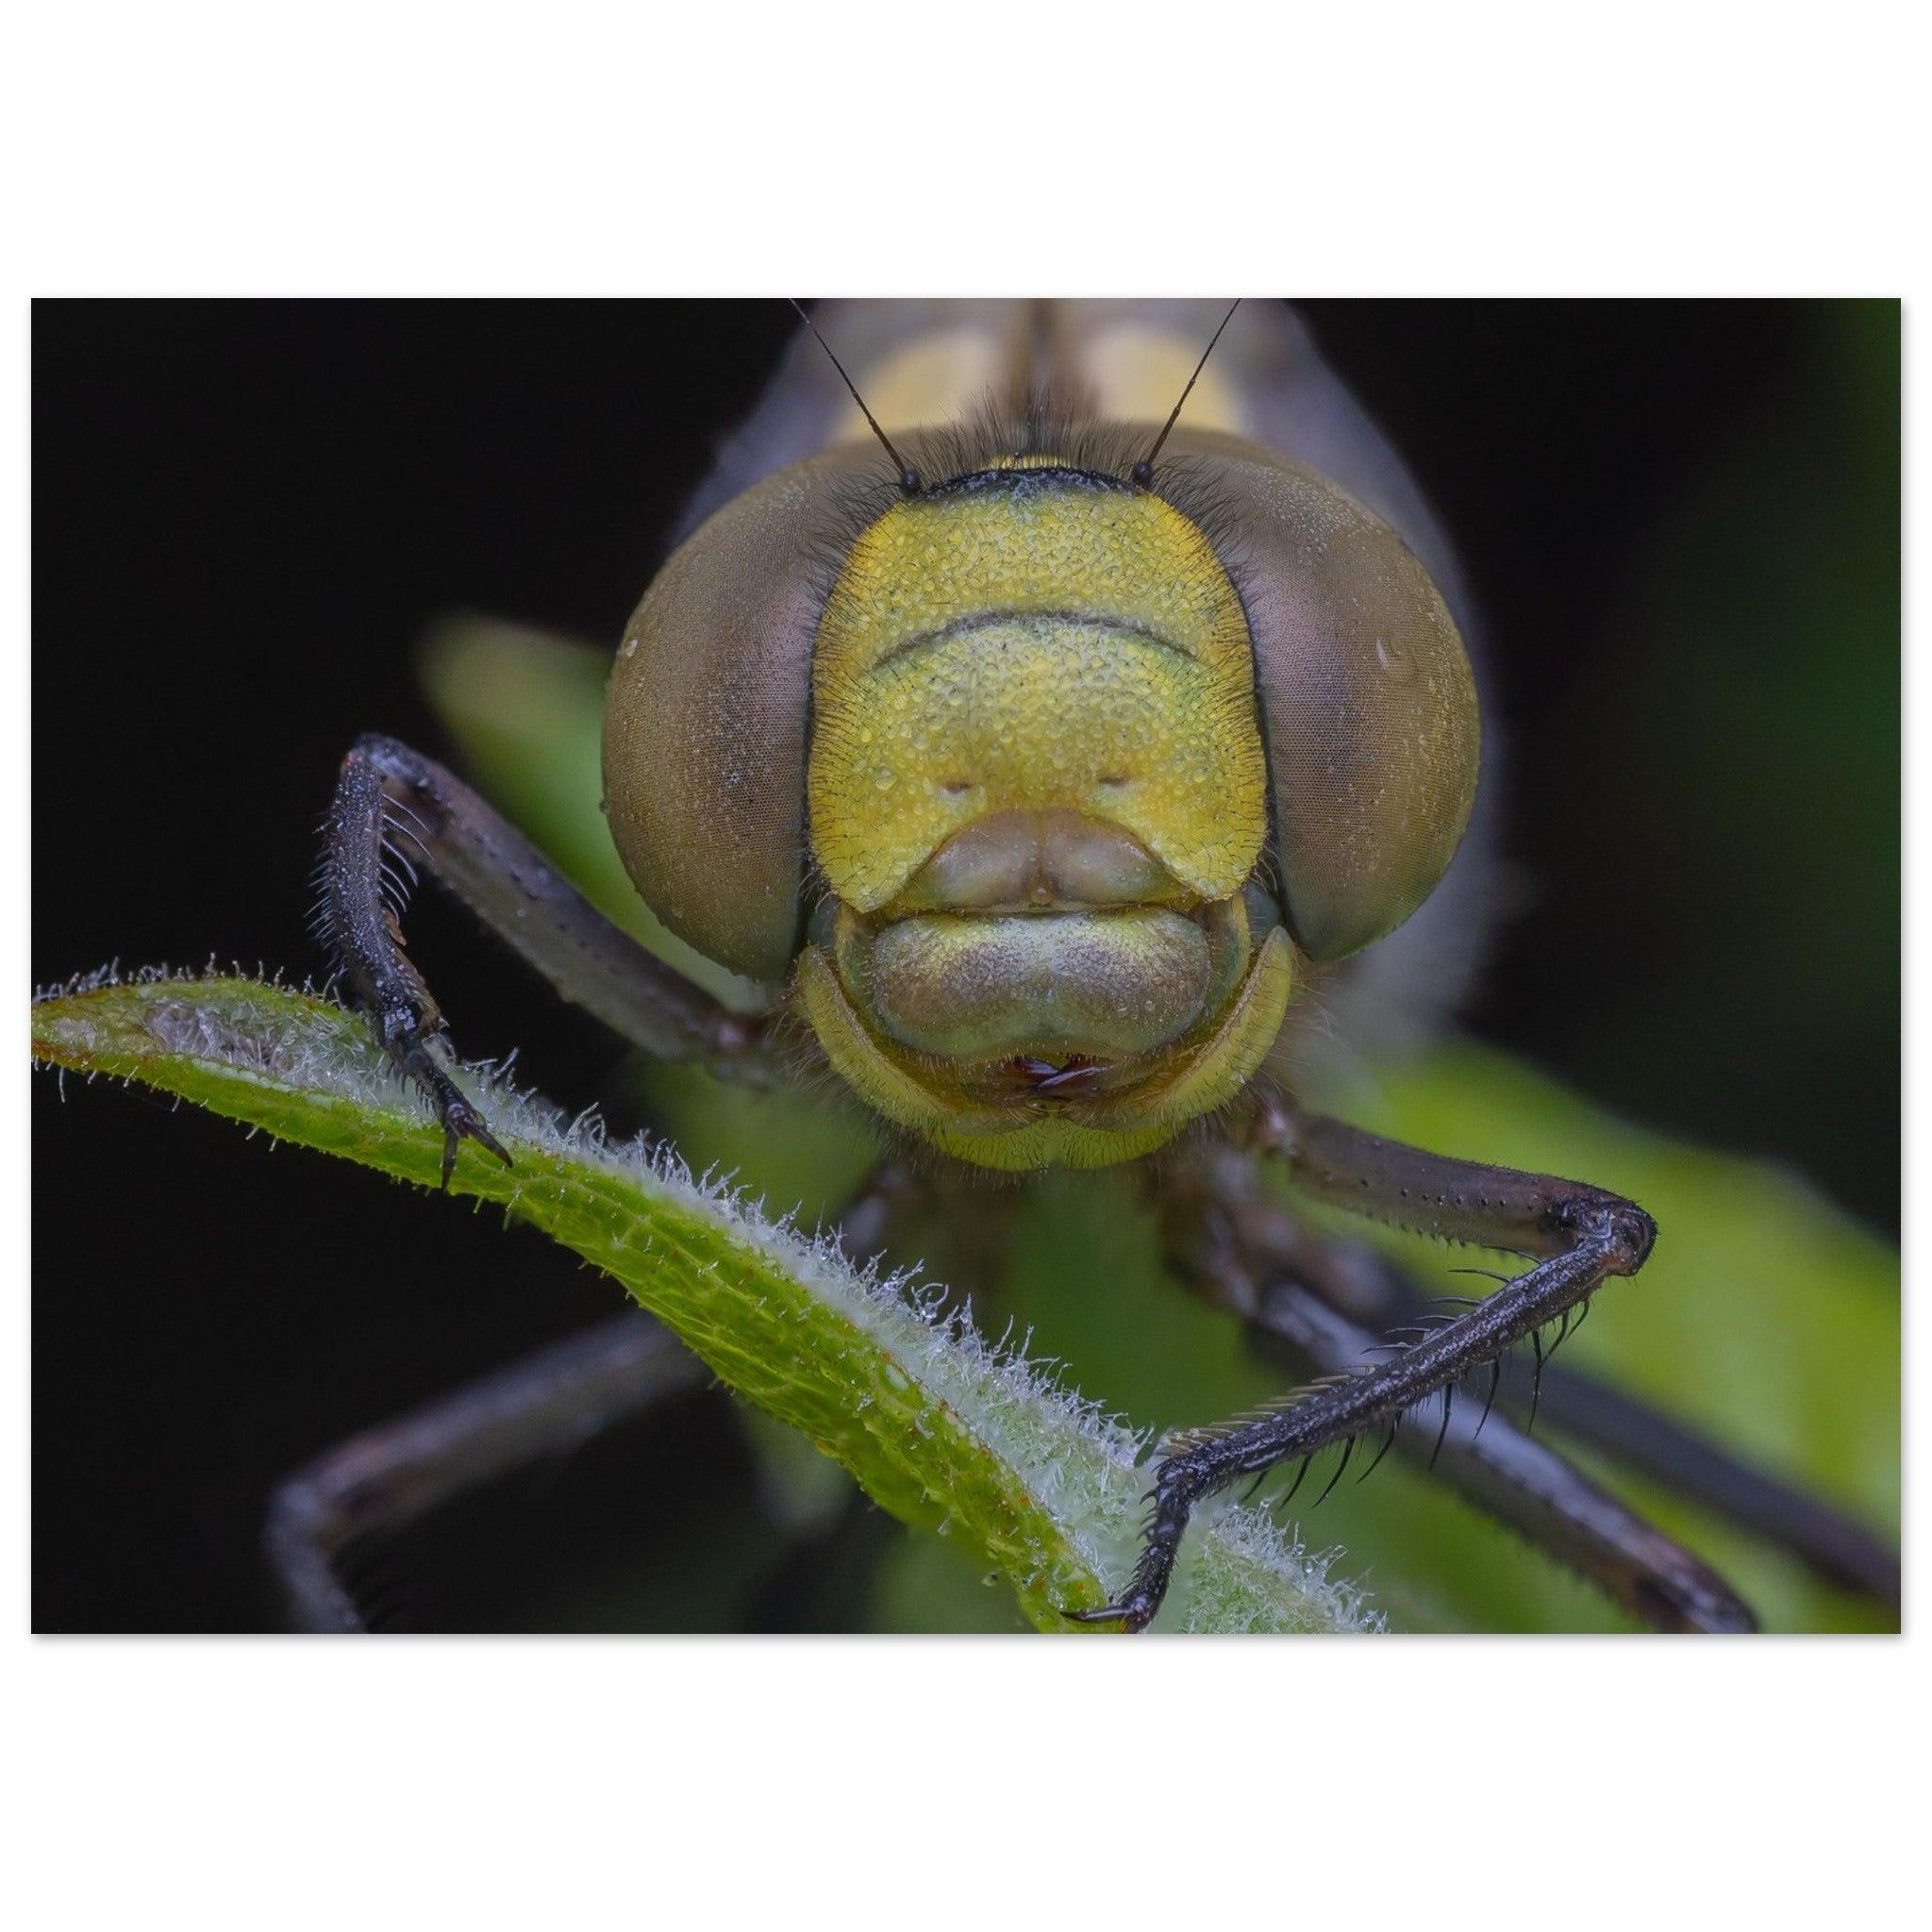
[1172,440,1480,960]
[603,446,880,983]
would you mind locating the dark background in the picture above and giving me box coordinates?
[32,300,1899,1631]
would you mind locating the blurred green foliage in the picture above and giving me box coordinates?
[425,614,1898,1633]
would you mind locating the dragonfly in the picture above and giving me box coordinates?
[258,298,1895,1632]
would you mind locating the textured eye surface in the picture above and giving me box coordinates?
[1166,430,1481,961]
[603,446,879,982]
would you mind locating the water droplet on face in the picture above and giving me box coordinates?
[1374,634,1415,683]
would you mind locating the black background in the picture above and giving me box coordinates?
[32,300,1899,1630]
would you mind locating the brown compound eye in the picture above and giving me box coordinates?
[603,445,886,984]
[1163,433,1481,962]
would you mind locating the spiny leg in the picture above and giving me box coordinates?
[1195,1143,1898,1607]
[321,734,775,1186]
[1148,1142,1754,1632]
[1284,1223,1899,1605]
[1074,1101,1659,1631]
[264,1161,921,1632]
[1244,1274,1756,1632]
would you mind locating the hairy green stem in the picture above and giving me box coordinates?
[33,972,1374,1634]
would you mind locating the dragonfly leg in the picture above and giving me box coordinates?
[265,1309,704,1631]
[1136,1141,1757,1630]
[1496,1359,1900,1605]
[1185,1133,1898,1607]
[321,734,777,1188]
[1073,1101,1661,1631]
[1244,1273,1756,1631]
[267,1160,920,1630]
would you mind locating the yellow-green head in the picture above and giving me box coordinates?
[605,431,1478,1173]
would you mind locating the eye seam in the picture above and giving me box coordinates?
[871,607,1192,674]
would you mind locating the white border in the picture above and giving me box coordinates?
[8,4,1919,1926]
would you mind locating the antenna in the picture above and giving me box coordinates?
[790,299,922,495]
[1131,299,1241,487]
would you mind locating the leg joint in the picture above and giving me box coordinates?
[1556,1195,1657,1274]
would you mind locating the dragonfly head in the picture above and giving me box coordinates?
[605,429,1478,1170]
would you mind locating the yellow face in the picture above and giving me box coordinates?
[799,460,1294,1170]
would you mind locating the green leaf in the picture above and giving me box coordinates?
[32,972,1374,1636]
